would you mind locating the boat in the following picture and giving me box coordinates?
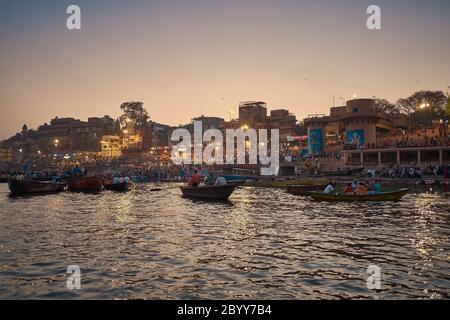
[67,176,104,192]
[323,167,364,176]
[308,188,409,202]
[104,181,133,192]
[245,177,327,188]
[222,175,258,182]
[8,179,66,196]
[286,184,328,196]
[180,184,236,200]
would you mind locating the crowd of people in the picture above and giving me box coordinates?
[380,164,448,179]
[324,180,383,195]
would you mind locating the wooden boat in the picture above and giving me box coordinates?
[245,177,327,188]
[287,184,328,196]
[323,167,364,176]
[308,188,409,202]
[8,179,66,196]
[67,176,103,192]
[222,175,258,182]
[104,181,133,192]
[180,184,236,200]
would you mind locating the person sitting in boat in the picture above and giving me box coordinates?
[355,182,368,196]
[351,180,358,191]
[113,176,123,184]
[373,180,382,193]
[323,182,335,194]
[190,170,202,188]
[124,176,130,183]
[215,176,227,186]
[342,183,354,195]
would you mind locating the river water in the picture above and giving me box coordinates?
[0,183,448,299]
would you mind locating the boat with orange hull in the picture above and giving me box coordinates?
[67,176,103,192]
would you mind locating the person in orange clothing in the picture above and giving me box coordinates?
[342,183,354,195]
[355,182,368,196]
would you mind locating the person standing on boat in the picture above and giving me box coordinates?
[324,182,335,194]
[215,176,227,186]
[190,170,202,188]
[72,165,82,176]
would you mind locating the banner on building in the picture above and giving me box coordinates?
[308,129,323,154]
[347,129,365,147]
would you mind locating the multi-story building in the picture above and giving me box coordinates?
[269,109,298,141]
[99,135,122,158]
[303,98,410,155]
[238,101,268,129]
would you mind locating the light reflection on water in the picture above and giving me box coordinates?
[0,183,448,299]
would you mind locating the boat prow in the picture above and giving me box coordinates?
[104,181,133,192]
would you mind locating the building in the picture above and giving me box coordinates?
[304,98,409,155]
[69,117,105,153]
[269,109,298,142]
[99,135,122,158]
[238,101,268,129]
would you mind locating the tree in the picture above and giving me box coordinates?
[119,101,149,128]
[21,124,28,134]
[446,94,450,118]
[397,90,447,116]
[374,99,399,114]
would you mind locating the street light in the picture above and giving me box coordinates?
[340,97,346,105]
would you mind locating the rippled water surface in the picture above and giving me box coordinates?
[0,183,449,299]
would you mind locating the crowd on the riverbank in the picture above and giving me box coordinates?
[345,130,449,150]
[378,164,449,179]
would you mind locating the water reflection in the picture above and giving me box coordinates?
[0,183,448,299]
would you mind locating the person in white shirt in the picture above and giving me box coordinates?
[215,176,227,186]
[323,182,335,194]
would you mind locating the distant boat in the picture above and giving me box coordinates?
[323,167,364,176]
[104,181,133,192]
[308,188,409,202]
[222,175,257,182]
[244,177,327,188]
[67,176,103,192]
[8,179,66,196]
[286,184,328,196]
[180,184,236,201]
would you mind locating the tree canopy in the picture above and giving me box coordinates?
[397,90,447,117]
[119,101,149,128]
[446,95,450,118]
[374,99,398,115]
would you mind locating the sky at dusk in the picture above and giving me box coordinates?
[1,0,449,139]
